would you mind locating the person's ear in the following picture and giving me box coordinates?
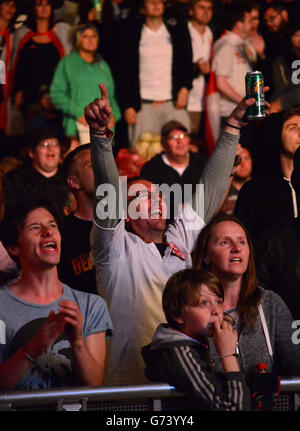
[7,244,20,258]
[172,315,184,325]
[281,10,288,22]
[67,175,80,190]
[28,148,35,160]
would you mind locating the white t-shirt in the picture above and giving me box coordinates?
[139,23,173,101]
[161,153,187,176]
[187,22,213,112]
[212,31,252,117]
[91,205,205,385]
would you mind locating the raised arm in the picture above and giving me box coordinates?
[196,91,270,223]
[84,83,121,229]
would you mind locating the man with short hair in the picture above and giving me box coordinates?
[254,142,300,322]
[212,1,253,125]
[118,0,193,146]
[235,107,300,237]
[84,83,254,385]
[0,200,112,391]
[262,2,289,63]
[187,0,213,137]
[3,126,68,217]
[58,144,97,294]
[263,3,289,36]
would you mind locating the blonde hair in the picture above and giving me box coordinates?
[70,23,99,51]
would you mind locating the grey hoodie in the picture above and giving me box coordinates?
[142,324,250,411]
[209,289,300,378]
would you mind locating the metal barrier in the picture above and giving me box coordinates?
[0,378,300,411]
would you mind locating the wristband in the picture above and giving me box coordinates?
[225,122,241,130]
[91,127,113,138]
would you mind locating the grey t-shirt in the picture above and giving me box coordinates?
[0,284,113,390]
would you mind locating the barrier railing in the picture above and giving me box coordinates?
[0,378,300,411]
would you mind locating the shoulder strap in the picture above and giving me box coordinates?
[258,304,273,361]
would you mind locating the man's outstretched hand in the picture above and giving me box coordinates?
[228,86,271,126]
[224,86,271,135]
[84,83,113,131]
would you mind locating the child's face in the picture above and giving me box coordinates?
[181,284,223,340]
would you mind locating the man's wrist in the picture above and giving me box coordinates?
[90,127,113,138]
[224,117,242,135]
[23,344,38,362]
[71,336,84,349]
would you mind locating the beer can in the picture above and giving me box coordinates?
[245,71,265,119]
[92,0,102,20]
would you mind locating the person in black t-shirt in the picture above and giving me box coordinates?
[3,125,69,219]
[140,120,207,218]
[58,143,97,294]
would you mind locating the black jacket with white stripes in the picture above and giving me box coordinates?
[142,324,250,411]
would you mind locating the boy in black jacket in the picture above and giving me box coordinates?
[142,268,250,411]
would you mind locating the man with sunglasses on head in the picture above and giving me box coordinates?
[85,83,250,386]
[3,125,68,217]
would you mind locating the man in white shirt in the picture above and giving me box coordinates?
[212,1,253,126]
[187,0,213,138]
[118,0,193,147]
[84,83,253,385]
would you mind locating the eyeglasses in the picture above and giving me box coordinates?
[167,133,188,141]
[37,140,59,148]
[264,13,279,24]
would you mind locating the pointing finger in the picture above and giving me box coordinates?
[99,83,109,101]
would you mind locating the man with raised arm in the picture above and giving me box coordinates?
[85,83,256,385]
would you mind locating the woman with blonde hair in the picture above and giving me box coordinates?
[50,23,121,144]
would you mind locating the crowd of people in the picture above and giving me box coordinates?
[0,0,300,412]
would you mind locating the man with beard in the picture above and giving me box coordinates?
[263,2,289,60]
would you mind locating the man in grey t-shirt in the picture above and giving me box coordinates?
[0,199,112,391]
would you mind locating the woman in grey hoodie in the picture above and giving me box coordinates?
[192,213,300,379]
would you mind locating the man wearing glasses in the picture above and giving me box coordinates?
[262,2,289,64]
[263,3,289,35]
[3,126,68,217]
[140,120,207,210]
